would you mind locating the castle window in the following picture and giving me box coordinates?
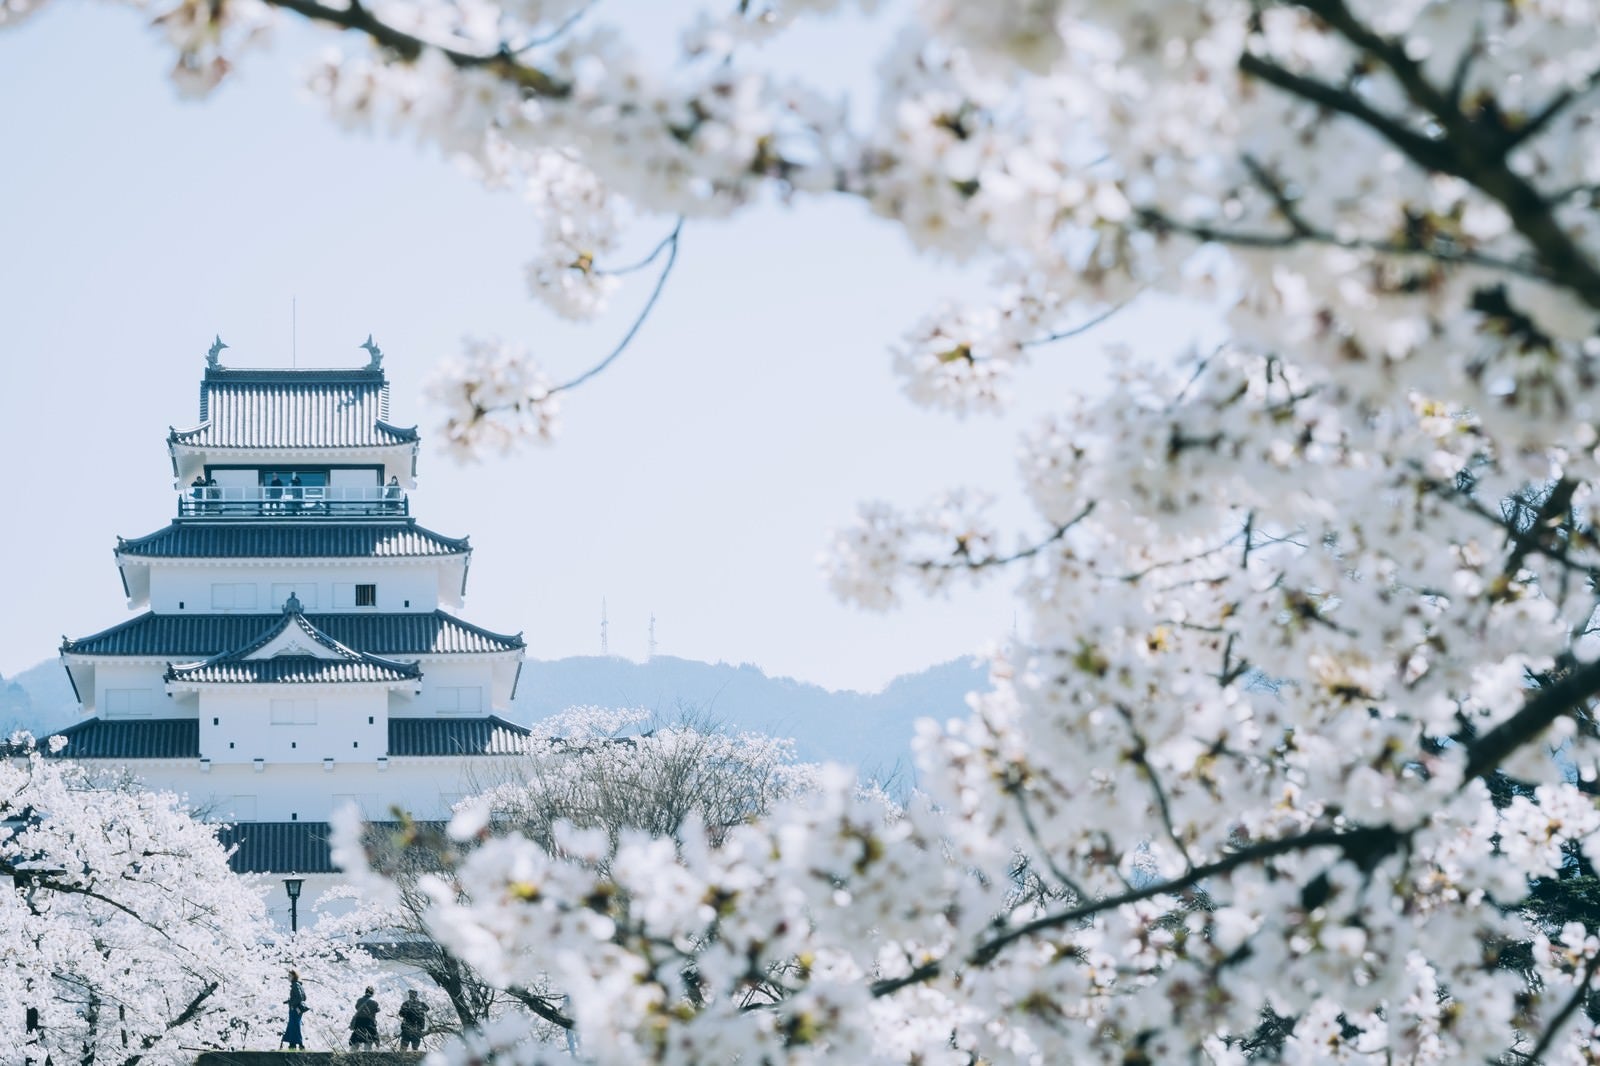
[436,686,483,715]
[355,584,377,607]
[210,583,259,611]
[105,688,154,717]
[270,699,317,725]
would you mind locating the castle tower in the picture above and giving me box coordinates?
[55,345,528,916]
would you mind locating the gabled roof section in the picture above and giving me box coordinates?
[389,715,531,756]
[167,657,420,684]
[45,718,200,759]
[64,610,525,658]
[169,366,420,450]
[164,600,422,685]
[116,521,469,560]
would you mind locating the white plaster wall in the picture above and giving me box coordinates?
[95,757,514,822]
[199,685,393,765]
[95,661,183,719]
[149,563,441,614]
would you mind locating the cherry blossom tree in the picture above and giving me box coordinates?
[319,709,819,1045]
[1,737,377,1061]
[14,0,1600,1061]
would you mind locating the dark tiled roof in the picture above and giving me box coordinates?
[217,821,337,874]
[169,367,419,450]
[215,820,449,874]
[65,610,524,658]
[117,521,468,559]
[46,717,200,759]
[167,656,421,684]
[389,715,531,756]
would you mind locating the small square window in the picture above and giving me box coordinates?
[355,584,376,607]
[291,813,298,821]
[353,741,359,749]
[212,717,219,726]
[367,716,374,725]
[228,742,235,749]
[291,742,297,749]
[178,601,185,610]
[404,599,410,608]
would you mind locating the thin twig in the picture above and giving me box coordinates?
[509,0,597,53]
[550,219,684,395]
[912,502,1096,573]
[1023,297,1139,348]
[1115,703,1195,874]
[598,224,684,277]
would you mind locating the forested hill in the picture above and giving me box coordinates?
[0,659,77,739]
[514,655,990,772]
[3,654,990,772]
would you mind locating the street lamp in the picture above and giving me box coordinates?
[283,875,304,933]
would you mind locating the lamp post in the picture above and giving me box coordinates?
[283,875,304,933]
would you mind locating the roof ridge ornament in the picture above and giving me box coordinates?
[206,335,228,368]
[360,335,383,370]
[282,592,303,615]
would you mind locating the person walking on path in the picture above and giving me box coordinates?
[349,986,381,1049]
[398,989,429,1050]
[280,970,308,1050]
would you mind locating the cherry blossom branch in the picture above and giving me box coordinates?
[1519,946,1600,1064]
[259,0,569,95]
[505,984,575,1029]
[1115,703,1196,874]
[1280,0,1600,307]
[872,661,1600,1003]
[132,980,221,1058]
[1136,203,1545,279]
[910,502,1096,573]
[870,823,1408,998]
[549,218,683,395]
[1461,655,1600,784]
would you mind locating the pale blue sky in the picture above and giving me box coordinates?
[0,5,1212,690]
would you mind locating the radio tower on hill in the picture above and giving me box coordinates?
[648,613,657,661]
[601,598,610,657]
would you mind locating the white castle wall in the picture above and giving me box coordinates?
[198,685,396,765]
[95,757,516,822]
[148,563,445,615]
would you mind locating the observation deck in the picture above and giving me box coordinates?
[177,484,408,518]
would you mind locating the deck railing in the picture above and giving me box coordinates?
[178,485,408,517]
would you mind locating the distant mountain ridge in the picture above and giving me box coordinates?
[3,654,991,770]
[514,655,989,771]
